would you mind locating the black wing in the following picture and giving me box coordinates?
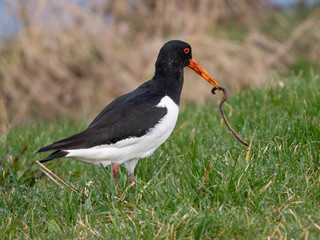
[37,80,168,153]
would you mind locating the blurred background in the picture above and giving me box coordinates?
[0,0,319,131]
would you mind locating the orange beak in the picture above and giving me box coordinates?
[188,58,219,89]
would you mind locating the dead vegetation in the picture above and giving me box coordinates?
[0,0,319,130]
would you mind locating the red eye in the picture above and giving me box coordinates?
[184,48,190,54]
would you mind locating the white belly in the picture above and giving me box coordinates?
[66,96,179,167]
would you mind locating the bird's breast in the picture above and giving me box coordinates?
[147,95,179,138]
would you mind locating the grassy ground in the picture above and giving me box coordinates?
[1,72,319,239]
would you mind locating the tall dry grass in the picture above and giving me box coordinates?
[0,0,319,131]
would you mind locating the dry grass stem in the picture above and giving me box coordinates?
[36,160,78,194]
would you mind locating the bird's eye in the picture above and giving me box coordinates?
[184,48,190,54]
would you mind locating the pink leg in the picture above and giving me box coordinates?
[129,171,135,184]
[112,163,120,183]
[124,159,138,184]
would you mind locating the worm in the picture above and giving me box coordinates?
[211,87,248,147]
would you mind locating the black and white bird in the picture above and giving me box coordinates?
[37,40,219,183]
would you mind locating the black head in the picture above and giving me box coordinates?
[155,40,192,71]
[155,40,219,88]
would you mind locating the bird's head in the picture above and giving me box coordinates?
[155,40,219,88]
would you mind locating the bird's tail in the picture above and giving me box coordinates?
[38,150,68,163]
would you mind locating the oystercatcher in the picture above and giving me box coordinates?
[37,40,219,183]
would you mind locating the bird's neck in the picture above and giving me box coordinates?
[153,68,184,105]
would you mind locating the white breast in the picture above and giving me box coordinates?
[66,96,179,167]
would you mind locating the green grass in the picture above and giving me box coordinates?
[1,72,320,239]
